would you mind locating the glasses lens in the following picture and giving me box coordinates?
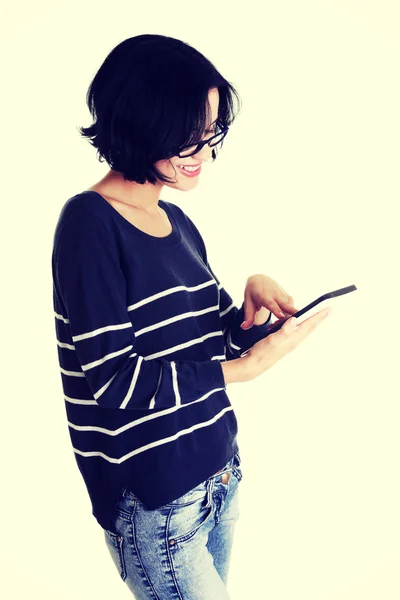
[208,130,225,147]
[179,144,198,158]
[178,128,226,158]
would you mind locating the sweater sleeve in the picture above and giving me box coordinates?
[206,263,273,360]
[52,211,226,410]
[182,213,273,361]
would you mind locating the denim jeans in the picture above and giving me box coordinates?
[103,452,242,599]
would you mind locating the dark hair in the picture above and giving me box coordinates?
[78,34,242,184]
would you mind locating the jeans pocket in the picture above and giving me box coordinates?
[166,481,208,507]
[103,529,127,581]
[168,485,213,545]
[170,499,213,545]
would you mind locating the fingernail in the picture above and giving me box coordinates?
[241,321,247,329]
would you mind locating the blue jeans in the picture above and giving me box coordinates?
[103,452,242,599]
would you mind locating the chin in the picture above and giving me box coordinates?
[180,180,199,190]
[168,177,199,190]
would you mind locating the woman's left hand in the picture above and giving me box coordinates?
[241,274,298,329]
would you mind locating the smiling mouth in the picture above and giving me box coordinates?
[177,165,201,172]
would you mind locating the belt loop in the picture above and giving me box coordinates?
[205,478,214,508]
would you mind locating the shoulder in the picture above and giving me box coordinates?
[53,190,115,240]
[160,200,200,234]
[160,200,206,260]
[160,199,184,219]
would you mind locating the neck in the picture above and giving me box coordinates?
[92,169,164,216]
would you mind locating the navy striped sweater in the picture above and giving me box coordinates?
[51,190,272,533]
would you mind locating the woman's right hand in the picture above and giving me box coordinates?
[242,307,332,381]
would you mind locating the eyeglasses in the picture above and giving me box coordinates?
[177,122,229,158]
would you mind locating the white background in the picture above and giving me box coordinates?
[1,1,399,598]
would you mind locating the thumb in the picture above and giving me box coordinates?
[241,301,258,330]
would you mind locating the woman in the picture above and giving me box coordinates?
[51,34,330,599]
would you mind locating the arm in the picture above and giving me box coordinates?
[183,214,273,360]
[52,211,227,410]
[207,263,273,359]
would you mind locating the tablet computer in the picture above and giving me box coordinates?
[266,284,357,335]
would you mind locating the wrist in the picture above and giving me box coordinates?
[221,355,254,384]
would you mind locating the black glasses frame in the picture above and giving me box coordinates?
[176,123,230,158]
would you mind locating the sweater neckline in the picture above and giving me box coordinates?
[84,191,182,248]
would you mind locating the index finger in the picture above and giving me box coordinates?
[294,307,332,333]
[268,307,331,334]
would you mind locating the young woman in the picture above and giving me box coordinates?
[51,34,331,599]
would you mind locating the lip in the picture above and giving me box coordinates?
[178,164,202,178]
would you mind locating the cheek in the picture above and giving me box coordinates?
[166,161,184,178]
[154,161,181,182]
[155,159,176,173]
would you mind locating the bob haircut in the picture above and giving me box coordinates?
[78,34,242,185]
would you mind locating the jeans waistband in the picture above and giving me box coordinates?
[213,453,237,476]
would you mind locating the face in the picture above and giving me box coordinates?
[154,87,220,190]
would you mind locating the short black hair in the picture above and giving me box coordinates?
[78,34,242,184]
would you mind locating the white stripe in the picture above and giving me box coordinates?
[94,371,118,400]
[64,329,224,403]
[57,340,75,350]
[119,355,144,408]
[227,329,241,352]
[55,311,69,323]
[220,302,234,318]
[67,384,225,433]
[72,405,233,463]
[72,321,133,342]
[57,279,217,337]
[64,395,97,405]
[135,304,218,337]
[72,321,132,342]
[93,352,142,398]
[149,367,162,409]
[171,362,181,406]
[60,367,85,377]
[145,330,222,360]
[58,308,221,355]
[81,345,133,371]
[127,279,215,311]
[59,316,222,358]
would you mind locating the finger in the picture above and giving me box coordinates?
[277,316,298,337]
[279,301,298,315]
[242,296,257,328]
[269,300,288,319]
[271,308,331,339]
[299,307,331,325]
[266,316,296,345]
[267,316,287,331]
[295,308,331,336]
